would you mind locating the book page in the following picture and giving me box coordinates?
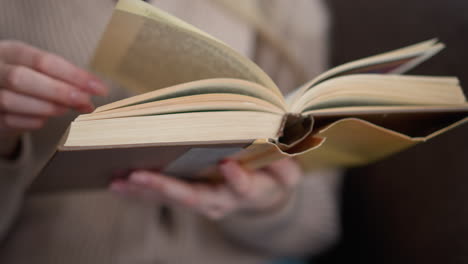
[77,93,284,121]
[64,111,283,147]
[91,0,281,98]
[287,40,445,106]
[92,79,286,113]
[291,74,465,113]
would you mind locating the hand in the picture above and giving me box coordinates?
[110,158,303,220]
[0,40,108,136]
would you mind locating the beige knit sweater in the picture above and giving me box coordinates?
[0,0,340,263]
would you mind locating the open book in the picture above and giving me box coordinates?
[30,0,468,193]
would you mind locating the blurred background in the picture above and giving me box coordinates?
[315,0,468,263]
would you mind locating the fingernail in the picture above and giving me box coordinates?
[130,173,150,184]
[88,80,108,96]
[166,184,185,198]
[69,90,90,106]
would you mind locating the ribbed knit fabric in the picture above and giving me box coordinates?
[0,1,340,263]
[0,0,112,67]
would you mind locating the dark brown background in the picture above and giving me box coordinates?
[315,1,468,263]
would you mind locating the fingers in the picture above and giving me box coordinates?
[265,158,303,189]
[0,40,110,118]
[0,113,46,132]
[0,63,94,112]
[220,158,302,212]
[126,171,200,207]
[0,40,108,96]
[219,159,252,197]
[33,52,108,96]
[113,171,238,220]
[194,185,237,220]
[110,159,304,220]
[0,89,67,117]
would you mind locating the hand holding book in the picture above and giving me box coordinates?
[0,40,108,158]
[110,158,302,219]
[29,0,468,193]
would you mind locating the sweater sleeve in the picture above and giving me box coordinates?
[0,133,36,242]
[218,169,342,258]
[0,86,135,243]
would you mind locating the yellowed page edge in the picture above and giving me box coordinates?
[288,40,444,105]
[65,111,284,147]
[93,79,286,113]
[77,94,284,121]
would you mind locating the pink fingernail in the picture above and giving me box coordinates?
[88,80,108,95]
[131,173,150,184]
[166,185,185,198]
[69,90,90,105]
